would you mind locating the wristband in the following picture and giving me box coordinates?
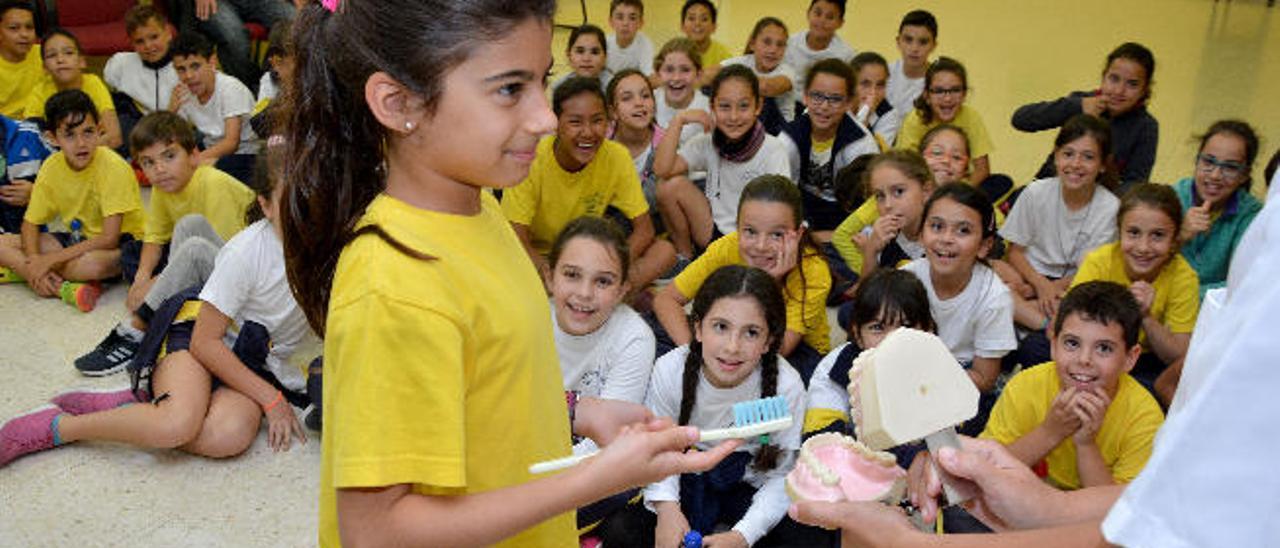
[263,391,284,413]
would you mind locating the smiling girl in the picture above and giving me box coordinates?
[720,17,797,133]
[895,57,997,188]
[552,24,610,93]
[24,28,123,149]
[653,38,709,147]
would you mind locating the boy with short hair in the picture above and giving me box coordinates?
[680,0,730,87]
[503,77,675,291]
[104,5,180,115]
[0,0,41,118]
[76,110,256,375]
[0,90,145,311]
[605,0,654,77]
[885,10,937,125]
[0,113,53,234]
[169,32,258,183]
[784,0,855,93]
[981,281,1165,490]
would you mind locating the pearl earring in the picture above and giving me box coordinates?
[405,121,415,132]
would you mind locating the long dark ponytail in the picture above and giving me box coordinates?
[678,265,787,471]
[280,0,555,334]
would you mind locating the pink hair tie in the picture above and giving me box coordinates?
[320,0,340,13]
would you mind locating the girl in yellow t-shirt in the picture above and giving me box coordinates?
[278,2,737,547]
[25,29,123,149]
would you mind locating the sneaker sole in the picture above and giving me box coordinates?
[76,359,132,377]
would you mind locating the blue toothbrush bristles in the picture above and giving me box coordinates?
[732,395,789,426]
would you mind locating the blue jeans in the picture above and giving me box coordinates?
[196,0,295,90]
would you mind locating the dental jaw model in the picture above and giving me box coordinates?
[850,327,978,505]
[785,432,906,503]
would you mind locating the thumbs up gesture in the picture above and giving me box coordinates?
[1180,199,1213,242]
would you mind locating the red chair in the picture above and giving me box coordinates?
[39,0,138,56]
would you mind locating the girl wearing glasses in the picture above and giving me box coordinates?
[1174,120,1263,296]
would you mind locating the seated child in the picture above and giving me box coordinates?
[652,38,709,147]
[785,0,855,93]
[169,32,258,184]
[605,0,654,77]
[0,148,316,468]
[850,150,934,280]
[1175,120,1263,296]
[1072,183,1198,393]
[503,76,675,290]
[23,28,123,149]
[0,114,53,234]
[653,176,831,383]
[779,58,878,236]
[1012,43,1158,192]
[551,24,611,93]
[850,51,901,147]
[0,90,144,310]
[75,111,256,376]
[606,69,664,231]
[0,0,40,118]
[103,5,179,123]
[250,21,294,138]
[1001,115,1120,343]
[603,265,807,547]
[680,0,731,87]
[884,9,937,130]
[721,17,798,133]
[654,65,790,262]
[981,281,1165,489]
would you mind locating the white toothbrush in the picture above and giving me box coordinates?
[529,396,793,474]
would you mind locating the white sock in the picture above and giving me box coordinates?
[116,322,144,342]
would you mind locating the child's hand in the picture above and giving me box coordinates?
[1128,281,1155,316]
[762,229,801,280]
[589,418,742,497]
[127,275,156,311]
[680,109,714,134]
[264,398,308,452]
[1044,387,1082,440]
[654,501,692,548]
[859,216,899,257]
[572,397,654,447]
[1181,201,1213,242]
[703,530,749,547]
[0,180,33,206]
[169,84,192,113]
[1081,95,1106,117]
[1070,387,1110,446]
[194,0,218,20]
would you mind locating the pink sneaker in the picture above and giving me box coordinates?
[0,405,62,467]
[51,387,144,415]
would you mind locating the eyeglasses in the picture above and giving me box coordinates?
[927,86,965,97]
[1196,154,1247,180]
[807,90,847,106]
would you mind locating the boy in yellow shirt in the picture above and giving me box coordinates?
[503,76,675,290]
[0,0,41,117]
[981,281,1164,490]
[0,90,144,311]
[76,111,255,376]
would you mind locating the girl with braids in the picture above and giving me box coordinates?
[279,2,735,546]
[653,175,832,384]
[623,265,806,548]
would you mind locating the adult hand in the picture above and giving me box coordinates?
[264,397,307,451]
[573,397,653,447]
[0,180,33,206]
[654,502,692,548]
[929,438,1063,531]
[195,0,218,20]
[788,500,918,548]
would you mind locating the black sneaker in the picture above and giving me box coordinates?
[74,329,141,377]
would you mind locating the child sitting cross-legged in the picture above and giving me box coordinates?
[0,90,144,311]
[74,111,256,376]
[978,280,1164,489]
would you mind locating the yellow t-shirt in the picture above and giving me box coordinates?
[320,192,575,547]
[702,39,733,69]
[0,45,42,117]
[21,74,115,119]
[1071,242,1200,349]
[24,147,144,238]
[501,136,649,254]
[145,165,255,244]
[981,362,1164,490]
[673,231,832,353]
[895,105,994,165]
[830,198,881,275]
